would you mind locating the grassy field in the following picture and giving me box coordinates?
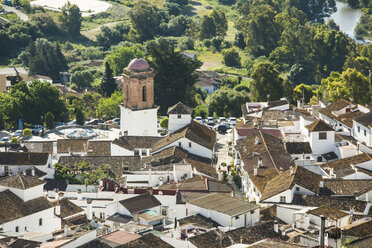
[1,12,18,21]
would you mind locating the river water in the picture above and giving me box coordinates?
[327,1,368,43]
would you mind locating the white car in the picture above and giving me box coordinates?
[229,117,237,126]
[30,125,43,133]
[194,116,203,123]
[218,117,227,123]
[12,130,23,137]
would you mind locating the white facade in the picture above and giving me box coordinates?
[262,184,317,204]
[168,114,192,133]
[352,120,372,147]
[153,138,213,159]
[111,143,151,157]
[307,131,335,160]
[185,203,259,228]
[120,106,158,136]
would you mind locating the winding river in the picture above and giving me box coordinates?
[326,1,369,43]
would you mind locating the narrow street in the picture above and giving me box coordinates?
[0,4,29,21]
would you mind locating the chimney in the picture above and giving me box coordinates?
[124,130,128,136]
[255,137,260,145]
[58,192,64,200]
[55,202,61,216]
[290,166,294,176]
[77,189,82,201]
[133,212,139,222]
[319,180,324,188]
[274,220,278,233]
[23,170,26,176]
[64,224,69,237]
[254,166,258,176]
[320,215,326,248]
[258,158,263,168]
[31,167,35,177]
[147,187,153,196]
[86,199,93,220]
[279,167,283,174]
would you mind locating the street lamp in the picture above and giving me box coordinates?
[41,115,44,137]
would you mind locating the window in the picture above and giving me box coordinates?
[295,187,300,191]
[15,226,19,232]
[142,86,147,102]
[317,156,323,162]
[134,149,140,156]
[141,150,147,156]
[100,212,105,219]
[280,196,286,203]
[235,216,239,220]
[178,142,182,147]
[364,130,367,136]
[39,218,43,226]
[358,126,360,133]
[189,142,192,148]
[306,156,310,159]
[24,226,27,231]
[177,114,181,119]
[319,132,327,140]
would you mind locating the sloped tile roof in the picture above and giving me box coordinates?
[261,166,322,201]
[113,136,162,151]
[235,131,294,192]
[43,179,68,191]
[308,205,349,220]
[0,152,49,165]
[0,190,53,224]
[320,179,372,196]
[0,174,45,189]
[120,233,172,248]
[354,111,372,128]
[57,198,84,219]
[341,219,372,238]
[285,142,312,154]
[188,221,286,248]
[57,139,88,153]
[319,153,372,178]
[319,99,352,119]
[167,102,193,115]
[188,193,258,216]
[178,214,219,229]
[305,119,334,132]
[236,128,283,138]
[152,121,216,151]
[119,193,161,214]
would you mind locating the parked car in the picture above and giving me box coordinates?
[12,130,23,137]
[214,124,231,133]
[85,119,104,126]
[229,117,237,126]
[30,125,43,134]
[66,120,77,126]
[218,117,227,123]
[55,122,65,128]
[206,117,215,125]
[0,137,10,143]
[194,116,203,123]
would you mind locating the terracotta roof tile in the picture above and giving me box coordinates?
[354,111,372,128]
[0,152,49,165]
[57,198,84,219]
[113,136,162,151]
[120,233,172,248]
[119,193,161,214]
[320,179,372,196]
[318,99,352,119]
[0,174,45,189]
[167,102,193,115]
[178,214,220,229]
[285,142,312,154]
[308,205,349,220]
[305,119,334,132]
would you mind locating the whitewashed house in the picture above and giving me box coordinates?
[241,99,290,122]
[152,121,216,159]
[304,120,336,162]
[186,193,259,228]
[260,166,322,204]
[0,174,61,234]
[167,102,193,133]
[0,152,54,179]
[111,136,162,156]
[352,111,372,147]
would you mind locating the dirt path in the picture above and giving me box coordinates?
[0,4,29,21]
[81,21,123,40]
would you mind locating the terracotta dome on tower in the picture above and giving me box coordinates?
[127,58,150,71]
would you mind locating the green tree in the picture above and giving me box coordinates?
[237,4,280,56]
[11,137,19,144]
[160,117,169,129]
[200,15,216,40]
[250,61,284,101]
[222,48,241,67]
[70,70,94,90]
[5,81,66,126]
[96,91,123,120]
[19,38,68,81]
[76,108,85,125]
[30,12,59,35]
[178,37,194,51]
[146,38,202,114]
[207,88,250,117]
[234,31,246,50]
[293,84,314,103]
[129,2,162,42]
[210,9,228,37]
[193,104,209,118]
[58,2,82,35]
[318,69,371,104]
[23,128,32,137]
[168,0,188,6]
[99,61,117,97]
[343,56,372,76]
[45,112,55,129]
[105,44,145,76]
